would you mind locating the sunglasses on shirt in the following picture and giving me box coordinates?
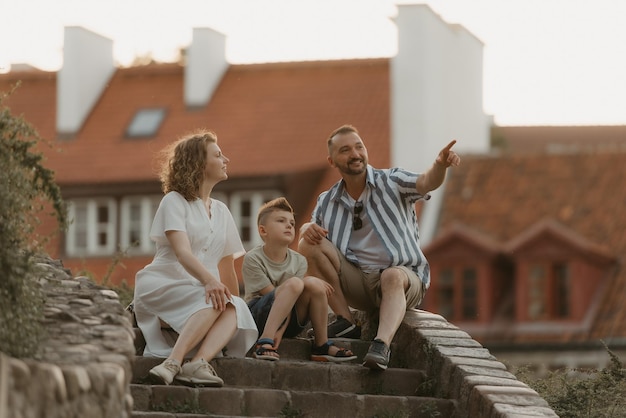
[353,201,363,231]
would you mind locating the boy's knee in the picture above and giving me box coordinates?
[302,276,326,294]
[282,277,304,293]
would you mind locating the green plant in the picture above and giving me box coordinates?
[417,400,442,418]
[100,244,137,307]
[278,404,303,418]
[372,409,410,418]
[516,343,626,418]
[0,85,67,358]
[416,377,436,397]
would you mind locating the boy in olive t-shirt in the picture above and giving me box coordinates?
[242,197,356,362]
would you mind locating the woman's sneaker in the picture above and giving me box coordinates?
[175,359,224,387]
[327,315,361,339]
[149,358,181,385]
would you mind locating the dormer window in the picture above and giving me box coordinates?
[436,266,479,321]
[126,108,166,138]
[528,262,570,320]
[509,220,614,324]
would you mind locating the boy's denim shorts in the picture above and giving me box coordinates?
[247,290,305,338]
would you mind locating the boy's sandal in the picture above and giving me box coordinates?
[310,341,357,363]
[253,338,279,361]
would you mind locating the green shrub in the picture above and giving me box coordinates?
[516,345,626,418]
[0,85,67,358]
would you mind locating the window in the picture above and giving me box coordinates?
[528,265,547,320]
[528,262,570,320]
[64,190,282,257]
[462,268,478,318]
[120,195,161,254]
[66,199,117,256]
[126,108,165,138]
[437,267,478,321]
[553,264,570,318]
[228,191,281,249]
[438,269,455,318]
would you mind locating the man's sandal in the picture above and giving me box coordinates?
[310,341,357,363]
[253,338,279,361]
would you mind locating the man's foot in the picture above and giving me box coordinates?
[362,339,390,371]
[327,315,361,339]
[175,359,224,387]
[149,358,181,385]
[311,341,357,363]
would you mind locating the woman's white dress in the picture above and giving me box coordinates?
[134,191,258,358]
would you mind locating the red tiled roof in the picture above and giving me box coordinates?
[0,71,57,136]
[504,218,615,263]
[493,125,626,155]
[1,59,391,185]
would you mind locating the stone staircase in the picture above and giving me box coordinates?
[130,338,455,417]
[128,310,559,417]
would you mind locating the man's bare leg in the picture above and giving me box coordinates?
[374,268,409,345]
[298,238,354,322]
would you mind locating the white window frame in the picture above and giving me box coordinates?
[120,195,162,255]
[66,198,117,256]
[229,190,281,249]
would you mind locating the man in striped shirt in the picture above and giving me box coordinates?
[298,124,460,370]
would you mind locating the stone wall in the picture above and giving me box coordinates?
[0,257,135,418]
[396,310,558,417]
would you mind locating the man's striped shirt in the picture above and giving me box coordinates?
[311,165,431,287]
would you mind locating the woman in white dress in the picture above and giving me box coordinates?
[133,130,258,387]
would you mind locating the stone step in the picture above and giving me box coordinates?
[130,335,457,417]
[134,356,430,397]
[133,336,406,375]
[131,384,456,418]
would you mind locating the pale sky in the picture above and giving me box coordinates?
[1,0,625,126]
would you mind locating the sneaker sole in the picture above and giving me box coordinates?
[362,355,388,371]
[175,376,223,387]
[330,325,361,339]
[148,370,173,385]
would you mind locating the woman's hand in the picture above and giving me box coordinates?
[165,230,233,311]
[204,279,232,311]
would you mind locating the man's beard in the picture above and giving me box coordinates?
[338,158,367,175]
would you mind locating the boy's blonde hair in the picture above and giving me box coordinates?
[257,197,294,226]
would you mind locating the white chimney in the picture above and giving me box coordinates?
[391,4,492,244]
[57,27,115,136]
[185,27,228,108]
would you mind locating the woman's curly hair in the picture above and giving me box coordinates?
[159,130,218,201]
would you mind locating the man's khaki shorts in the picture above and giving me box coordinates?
[335,248,426,311]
